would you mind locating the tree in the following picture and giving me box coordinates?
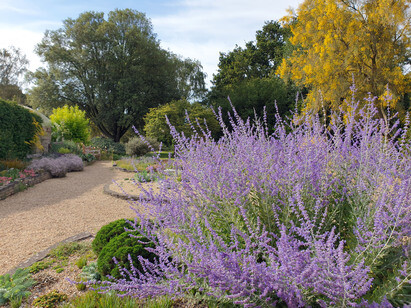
[0,84,26,105]
[211,21,291,89]
[208,21,299,123]
[144,99,220,147]
[278,0,410,117]
[29,9,206,142]
[50,105,90,143]
[0,46,28,86]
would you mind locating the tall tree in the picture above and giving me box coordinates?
[0,46,28,86]
[29,9,206,142]
[212,21,290,89]
[278,0,410,117]
[208,21,299,123]
[0,46,28,104]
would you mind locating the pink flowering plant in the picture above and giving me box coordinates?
[94,91,410,307]
[0,169,37,187]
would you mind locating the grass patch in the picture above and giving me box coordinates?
[49,242,90,260]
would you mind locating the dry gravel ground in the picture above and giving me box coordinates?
[0,161,139,276]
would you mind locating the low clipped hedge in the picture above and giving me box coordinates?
[92,219,156,280]
[0,99,42,160]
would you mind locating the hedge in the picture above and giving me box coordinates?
[0,99,42,160]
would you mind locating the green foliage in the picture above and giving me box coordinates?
[50,140,83,155]
[29,260,54,274]
[0,84,26,105]
[211,77,298,126]
[0,268,36,305]
[57,147,71,154]
[60,290,141,308]
[92,219,132,255]
[135,170,160,183]
[0,99,43,160]
[90,137,126,155]
[97,231,156,279]
[115,156,166,172]
[75,256,88,269]
[80,262,101,281]
[125,137,160,156]
[208,20,301,123]
[213,21,290,88]
[0,46,28,86]
[32,290,68,308]
[79,153,96,163]
[144,99,220,147]
[50,105,90,143]
[30,9,206,142]
[49,242,85,260]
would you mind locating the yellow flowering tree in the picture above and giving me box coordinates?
[278,0,410,118]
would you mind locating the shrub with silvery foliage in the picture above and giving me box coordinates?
[29,154,83,177]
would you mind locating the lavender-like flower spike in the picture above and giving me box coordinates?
[91,91,410,307]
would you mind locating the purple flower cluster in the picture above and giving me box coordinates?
[29,154,84,177]
[97,95,410,307]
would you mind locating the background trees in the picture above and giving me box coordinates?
[0,46,29,104]
[207,21,300,124]
[144,99,220,147]
[278,0,410,117]
[29,9,206,142]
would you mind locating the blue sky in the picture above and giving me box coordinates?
[0,0,303,88]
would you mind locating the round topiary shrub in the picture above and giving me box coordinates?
[97,231,156,279]
[92,219,133,255]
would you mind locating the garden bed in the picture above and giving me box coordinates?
[0,171,51,201]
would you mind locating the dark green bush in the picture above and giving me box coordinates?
[90,137,125,155]
[97,231,156,279]
[0,99,42,160]
[125,137,160,156]
[92,219,132,255]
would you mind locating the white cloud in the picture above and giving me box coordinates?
[0,0,304,90]
[153,0,303,86]
[0,28,44,72]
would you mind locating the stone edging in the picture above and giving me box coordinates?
[6,232,94,276]
[0,171,52,201]
[103,183,140,200]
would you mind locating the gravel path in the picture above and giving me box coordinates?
[0,161,137,275]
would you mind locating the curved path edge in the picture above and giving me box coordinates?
[5,232,93,276]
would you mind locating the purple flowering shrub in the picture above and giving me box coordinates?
[29,154,84,177]
[95,94,410,307]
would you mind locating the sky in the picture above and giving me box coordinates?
[0,0,304,89]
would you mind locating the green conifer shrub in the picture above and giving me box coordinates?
[97,231,156,279]
[92,219,132,255]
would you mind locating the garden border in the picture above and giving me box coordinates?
[0,171,52,201]
[5,232,93,276]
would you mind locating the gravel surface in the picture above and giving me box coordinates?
[0,161,138,276]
